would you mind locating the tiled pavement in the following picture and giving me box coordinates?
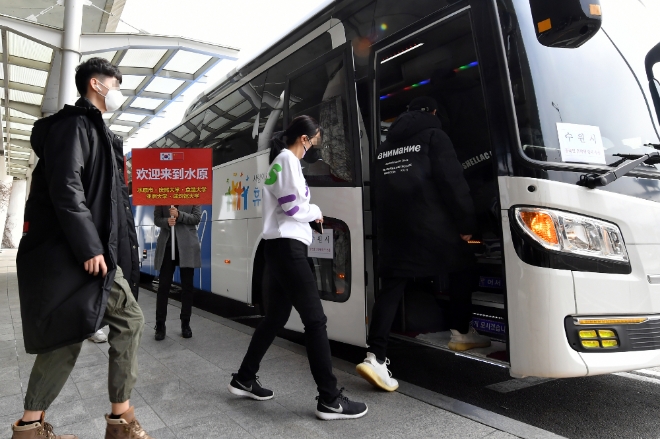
[0,249,519,438]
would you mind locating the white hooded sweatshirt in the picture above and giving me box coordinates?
[262,148,321,246]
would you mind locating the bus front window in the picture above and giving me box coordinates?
[510,0,660,170]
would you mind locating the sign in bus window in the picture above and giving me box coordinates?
[308,218,351,303]
[309,229,333,259]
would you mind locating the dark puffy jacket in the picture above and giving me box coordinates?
[18,98,139,354]
[375,110,477,277]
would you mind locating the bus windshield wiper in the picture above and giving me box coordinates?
[578,151,660,189]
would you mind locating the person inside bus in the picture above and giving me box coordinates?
[227,116,368,421]
[153,204,202,340]
[356,96,491,392]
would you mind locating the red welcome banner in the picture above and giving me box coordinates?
[131,148,213,205]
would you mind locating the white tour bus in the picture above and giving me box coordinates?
[131,0,660,378]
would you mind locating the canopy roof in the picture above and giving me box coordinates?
[0,13,239,179]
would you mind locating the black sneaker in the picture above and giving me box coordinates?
[181,320,192,339]
[315,388,368,420]
[154,322,166,341]
[228,374,274,401]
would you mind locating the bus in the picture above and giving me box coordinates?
[130,0,660,378]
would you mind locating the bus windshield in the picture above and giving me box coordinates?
[511,0,660,171]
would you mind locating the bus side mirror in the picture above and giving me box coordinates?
[645,42,660,125]
[529,0,602,48]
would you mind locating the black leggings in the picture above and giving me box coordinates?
[368,267,478,361]
[156,241,195,323]
[237,238,339,401]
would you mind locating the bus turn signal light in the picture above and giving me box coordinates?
[514,207,628,262]
[577,318,647,325]
[581,340,599,348]
[518,211,559,245]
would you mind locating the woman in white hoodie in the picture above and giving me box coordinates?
[227,116,368,421]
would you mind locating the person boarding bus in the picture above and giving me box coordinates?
[227,116,368,421]
[356,97,491,392]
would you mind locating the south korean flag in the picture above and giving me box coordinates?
[160,152,173,161]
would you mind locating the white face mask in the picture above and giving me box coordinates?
[94,80,124,112]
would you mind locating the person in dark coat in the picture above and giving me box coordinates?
[355,96,490,393]
[153,204,202,340]
[11,58,153,439]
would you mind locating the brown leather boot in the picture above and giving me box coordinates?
[11,412,78,439]
[105,407,154,439]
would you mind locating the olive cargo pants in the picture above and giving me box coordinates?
[23,267,144,411]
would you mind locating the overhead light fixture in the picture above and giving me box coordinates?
[454,61,479,72]
[380,79,430,100]
[378,61,478,100]
[380,43,424,64]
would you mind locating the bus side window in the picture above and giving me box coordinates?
[256,33,334,152]
[288,51,355,186]
[202,72,267,167]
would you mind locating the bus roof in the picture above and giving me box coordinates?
[183,0,337,120]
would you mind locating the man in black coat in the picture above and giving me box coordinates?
[356,97,491,393]
[11,58,153,439]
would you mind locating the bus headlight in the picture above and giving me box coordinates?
[514,208,628,263]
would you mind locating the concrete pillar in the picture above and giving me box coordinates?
[3,180,26,248]
[58,0,84,109]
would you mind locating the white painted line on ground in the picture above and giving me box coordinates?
[633,368,660,379]
[614,372,660,385]
[486,377,555,393]
[396,381,567,439]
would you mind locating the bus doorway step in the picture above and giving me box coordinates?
[391,332,509,368]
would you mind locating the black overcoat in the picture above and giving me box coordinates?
[375,111,477,277]
[18,98,139,354]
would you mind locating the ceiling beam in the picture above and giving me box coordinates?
[139,91,172,101]
[193,57,218,80]
[1,101,42,118]
[115,107,155,116]
[111,120,139,128]
[117,67,153,76]
[8,128,31,137]
[158,70,194,81]
[153,49,177,72]
[8,55,50,72]
[80,34,239,61]
[1,81,45,95]
[7,140,31,149]
[2,116,35,126]
[8,151,30,158]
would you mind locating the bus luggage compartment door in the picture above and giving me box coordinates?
[283,187,368,347]
[211,219,249,303]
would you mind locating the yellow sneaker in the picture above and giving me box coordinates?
[448,327,492,351]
